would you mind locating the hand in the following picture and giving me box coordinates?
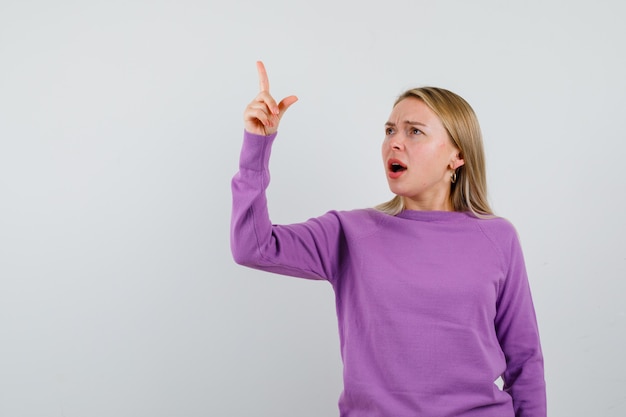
[243,61,298,136]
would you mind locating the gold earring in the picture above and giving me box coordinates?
[451,170,457,184]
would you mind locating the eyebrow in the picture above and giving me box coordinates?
[385,120,428,127]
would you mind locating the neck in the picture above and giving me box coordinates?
[402,194,453,212]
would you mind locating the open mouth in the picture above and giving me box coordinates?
[390,163,406,173]
[388,160,407,173]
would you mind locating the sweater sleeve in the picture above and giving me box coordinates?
[230,130,344,283]
[494,227,547,417]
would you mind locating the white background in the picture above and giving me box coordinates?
[1,0,625,416]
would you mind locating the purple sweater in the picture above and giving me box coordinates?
[231,131,546,417]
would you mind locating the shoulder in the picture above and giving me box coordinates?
[321,208,391,236]
[473,215,524,261]
[475,216,519,238]
[327,207,390,224]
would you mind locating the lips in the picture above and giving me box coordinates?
[387,158,407,179]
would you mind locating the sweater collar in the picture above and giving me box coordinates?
[395,209,473,222]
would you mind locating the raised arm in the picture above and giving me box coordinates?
[231,62,344,283]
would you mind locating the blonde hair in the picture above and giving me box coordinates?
[375,87,493,217]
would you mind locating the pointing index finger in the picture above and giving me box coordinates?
[257,61,270,93]
[256,60,279,114]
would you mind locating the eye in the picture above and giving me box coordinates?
[385,127,394,135]
[410,127,423,135]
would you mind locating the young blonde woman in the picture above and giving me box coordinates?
[231,61,546,417]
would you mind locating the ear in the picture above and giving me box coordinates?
[450,152,465,170]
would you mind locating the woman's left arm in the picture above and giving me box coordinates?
[495,231,547,417]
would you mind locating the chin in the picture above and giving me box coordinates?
[387,185,409,197]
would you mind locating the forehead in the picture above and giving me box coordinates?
[388,97,442,126]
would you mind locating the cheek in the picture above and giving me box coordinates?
[437,139,458,156]
[426,142,452,163]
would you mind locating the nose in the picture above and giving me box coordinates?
[390,135,405,150]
